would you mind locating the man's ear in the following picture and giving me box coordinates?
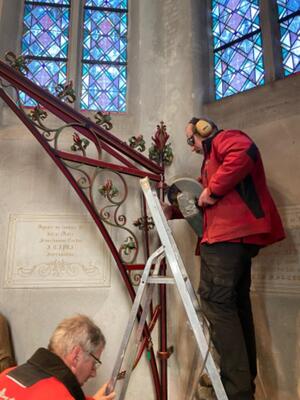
[66,345,81,369]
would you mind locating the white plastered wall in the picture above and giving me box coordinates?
[0,1,300,399]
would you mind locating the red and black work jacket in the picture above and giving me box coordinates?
[0,348,94,400]
[199,129,285,246]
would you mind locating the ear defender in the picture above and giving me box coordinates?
[195,119,213,138]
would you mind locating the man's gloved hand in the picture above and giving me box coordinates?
[160,200,174,220]
[198,188,217,207]
[93,383,116,400]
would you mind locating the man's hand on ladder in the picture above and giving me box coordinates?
[93,383,116,400]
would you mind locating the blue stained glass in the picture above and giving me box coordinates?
[212,0,260,48]
[20,59,67,105]
[81,63,126,111]
[277,0,300,19]
[85,0,128,9]
[21,1,70,106]
[81,0,128,111]
[26,0,69,4]
[214,33,264,99]
[279,15,300,75]
[22,4,69,58]
[83,10,127,62]
[276,1,300,75]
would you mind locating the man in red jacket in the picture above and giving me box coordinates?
[0,314,115,400]
[185,117,285,400]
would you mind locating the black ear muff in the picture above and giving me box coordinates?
[195,120,213,138]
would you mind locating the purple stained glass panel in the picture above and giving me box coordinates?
[83,9,127,62]
[214,33,264,99]
[212,0,260,48]
[21,1,70,106]
[277,0,300,19]
[85,0,127,9]
[22,4,69,58]
[26,0,69,4]
[81,63,126,111]
[279,15,300,75]
[19,59,67,105]
[81,0,127,111]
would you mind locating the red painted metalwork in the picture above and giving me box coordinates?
[54,150,161,182]
[133,305,161,369]
[0,61,163,174]
[0,87,162,398]
[0,60,173,400]
[153,129,169,400]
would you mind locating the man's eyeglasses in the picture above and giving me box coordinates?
[88,352,102,369]
[187,135,195,146]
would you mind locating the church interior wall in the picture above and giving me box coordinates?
[0,1,299,399]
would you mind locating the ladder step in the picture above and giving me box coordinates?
[147,276,175,284]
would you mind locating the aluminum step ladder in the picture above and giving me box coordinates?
[107,177,228,400]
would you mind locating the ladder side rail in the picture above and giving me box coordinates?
[141,179,202,310]
[154,228,227,399]
[166,252,228,400]
[107,246,165,394]
[140,178,229,400]
[140,179,192,279]
[118,254,165,400]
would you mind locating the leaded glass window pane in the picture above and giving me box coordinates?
[83,10,127,62]
[81,63,126,111]
[21,1,70,105]
[277,0,300,19]
[25,0,69,4]
[81,0,128,111]
[85,0,127,9]
[22,4,69,59]
[277,0,300,76]
[212,0,264,99]
[212,0,260,48]
[214,33,264,99]
[21,60,67,106]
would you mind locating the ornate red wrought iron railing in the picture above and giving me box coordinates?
[0,58,173,399]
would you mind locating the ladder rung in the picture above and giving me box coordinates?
[147,276,175,284]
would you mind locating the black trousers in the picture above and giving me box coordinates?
[199,242,260,400]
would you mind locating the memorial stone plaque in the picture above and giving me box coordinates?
[4,214,111,288]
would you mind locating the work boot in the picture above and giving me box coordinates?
[196,374,217,400]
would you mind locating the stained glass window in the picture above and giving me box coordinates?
[21,0,70,106]
[81,0,128,111]
[85,0,127,9]
[277,0,300,76]
[212,0,264,99]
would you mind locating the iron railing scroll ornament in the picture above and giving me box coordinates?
[0,52,174,400]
